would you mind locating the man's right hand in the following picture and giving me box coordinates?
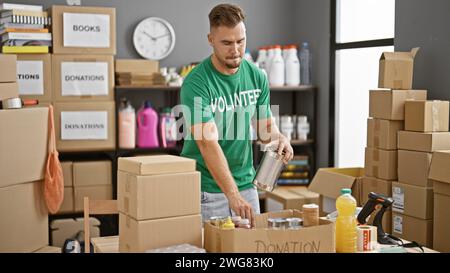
[226,191,255,227]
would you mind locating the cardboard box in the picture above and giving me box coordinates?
[308,168,364,213]
[392,182,433,219]
[91,235,119,253]
[16,54,52,102]
[364,148,397,180]
[398,131,450,152]
[73,160,112,187]
[361,176,392,206]
[0,182,49,253]
[119,213,202,253]
[118,171,200,221]
[204,210,335,253]
[369,89,427,120]
[0,54,17,83]
[392,212,433,248]
[0,82,19,100]
[115,59,159,74]
[428,150,450,252]
[61,161,73,187]
[265,187,320,212]
[33,246,62,253]
[58,187,74,214]
[0,108,48,188]
[367,118,403,150]
[52,54,114,101]
[405,100,449,132]
[54,101,115,152]
[50,217,100,247]
[50,5,116,55]
[74,185,113,211]
[398,150,433,187]
[118,155,196,175]
[378,48,419,90]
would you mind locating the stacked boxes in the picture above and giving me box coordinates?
[363,48,427,235]
[0,54,19,101]
[16,54,52,103]
[117,155,202,252]
[0,107,49,252]
[49,5,116,152]
[393,100,450,248]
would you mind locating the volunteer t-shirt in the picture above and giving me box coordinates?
[180,56,271,193]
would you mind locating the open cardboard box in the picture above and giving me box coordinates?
[204,209,335,253]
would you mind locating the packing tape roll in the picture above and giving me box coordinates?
[2,97,22,109]
[357,225,377,252]
[432,101,440,132]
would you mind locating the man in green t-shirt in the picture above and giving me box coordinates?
[180,3,293,227]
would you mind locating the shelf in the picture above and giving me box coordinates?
[115,85,315,92]
[269,85,315,92]
[253,139,314,146]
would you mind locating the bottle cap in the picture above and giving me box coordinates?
[341,188,352,195]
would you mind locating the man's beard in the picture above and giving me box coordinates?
[222,56,242,69]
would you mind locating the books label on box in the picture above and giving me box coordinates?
[63,12,110,48]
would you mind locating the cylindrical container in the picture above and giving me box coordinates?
[280,115,294,141]
[336,188,357,253]
[269,45,285,86]
[286,217,303,230]
[160,107,177,148]
[285,45,300,86]
[296,115,310,141]
[302,203,319,227]
[119,98,136,149]
[237,218,251,229]
[268,218,287,229]
[221,217,235,230]
[137,100,159,148]
[357,225,374,252]
[253,149,286,192]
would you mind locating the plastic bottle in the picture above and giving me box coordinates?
[244,49,254,63]
[137,100,159,148]
[282,45,289,61]
[285,45,300,86]
[160,107,177,148]
[221,217,235,230]
[296,115,310,141]
[299,42,312,85]
[256,47,267,71]
[335,188,357,253]
[265,46,275,79]
[269,45,285,86]
[118,98,136,149]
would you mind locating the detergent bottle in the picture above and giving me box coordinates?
[335,188,357,253]
[118,98,136,149]
[137,101,159,148]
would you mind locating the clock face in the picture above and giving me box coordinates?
[133,17,176,60]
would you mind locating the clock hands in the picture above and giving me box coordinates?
[142,31,156,41]
[154,33,170,40]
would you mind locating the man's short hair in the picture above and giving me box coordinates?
[209,3,246,29]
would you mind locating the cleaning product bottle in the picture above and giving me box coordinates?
[137,100,159,148]
[335,188,357,253]
[269,45,285,86]
[160,107,177,148]
[285,44,300,86]
[118,98,136,149]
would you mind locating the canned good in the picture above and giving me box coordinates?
[209,216,227,227]
[286,217,303,230]
[268,218,288,229]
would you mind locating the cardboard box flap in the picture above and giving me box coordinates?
[308,168,363,199]
[381,47,419,61]
[118,155,196,175]
[429,150,450,184]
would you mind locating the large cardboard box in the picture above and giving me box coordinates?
[50,5,116,55]
[73,160,112,187]
[204,210,335,253]
[118,171,200,221]
[398,131,450,152]
[61,161,73,187]
[265,187,320,212]
[364,148,397,180]
[392,182,433,220]
[119,213,202,253]
[378,48,419,90]
[16,54,52,102]
[392,212,433,248]
[59,187,74,214]
[308,168,364,213]
[405,100,449,132]
[33,246,62,253]
[54,101,115,152]
[398,150,432,187]
[115,59,159,74]
[52,54,114,101]
[367,118,403,150]
[118,155,196,175]
[369,89,427,120]
[0,54,17,83]
[361,176,392,206]
[74,185,113,211]
[0,82,19,100]
[0,108,48,188]
[428,150,450,252]
[50,217,100,247]
[0,182,49,253]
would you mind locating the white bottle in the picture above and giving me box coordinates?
[285,45,300,86]
[282,45,289,61]
[269,45,285,86]
[244,49,254,63]
[300,42,312,85]
[256,47,267,71]
[266,46,275,79]
[280,115,294,141]
[296,115,310,141]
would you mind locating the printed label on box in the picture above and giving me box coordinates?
[392,186,404,213]
[61,62,108,96]
[61,111,108,140]
[63,13,110,48]
[393,215,403,234]
[17,61,44,95]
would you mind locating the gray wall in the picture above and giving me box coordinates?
[396,0,450,100]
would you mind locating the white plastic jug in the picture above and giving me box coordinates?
[285,45,300,86]
[269,45,285,86]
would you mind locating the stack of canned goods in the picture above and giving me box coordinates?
[208,216,252,229]
[267,217,303,230]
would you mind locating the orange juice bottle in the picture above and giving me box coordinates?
[335,188,357,253]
